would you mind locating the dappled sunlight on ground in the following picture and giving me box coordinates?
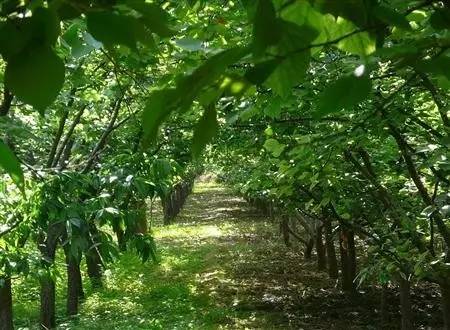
[13,181,442,329]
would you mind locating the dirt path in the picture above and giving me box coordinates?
[151,182,440,330]
[148,182,354,329]
[13,182,441,329]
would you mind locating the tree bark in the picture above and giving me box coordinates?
[115,226,126,251]
[324,218,338,279]
[348,230,357,287]
[399,277,413,330]
[281,216,291,247]
[316,225,327,271]
[0,277,13,330]
[40,276,56,330]
[39,224,63,329]
[65,253,83,316]
[46,108,69,167]
[58,138,75,170]
[52,105,87,167]
[340,228,356,294]
[304,238,314,260]
[86,251,103,289]
[134,200,148,235]
[0,88,13,117]
[82,96,123,173]
[388,124,450,258]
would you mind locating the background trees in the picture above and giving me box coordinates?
[0,0,450,329]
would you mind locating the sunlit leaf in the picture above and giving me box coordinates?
[263,138,285,157]
[335,18,376,57]
[0,140,24,192]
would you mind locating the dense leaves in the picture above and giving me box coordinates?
[1,0,450,328]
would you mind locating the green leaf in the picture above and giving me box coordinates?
[86,11,144,49]
[252,0,281,57]
[57,2,82,20]
[0,20,32,59]
[245,59,279,85]
[176,47,249,108]
[192,106,219,158]
[312,0,368,28]
[142,47,248,148]
[266,21,318,98]
[264,96,283,118]
[263,138,285,157]
[5,46,65,111]
[153,159,173,178]
[141,89,177,147]
[62,21,94,58]
[31,7,60,46]
[372,5,411,30]
[430,8,450,30]
[416,55,450,80]
[126,1,175,38]
[316,74,372,117]
[407,10,427,23]
[266,53,309,98]
[281,0,324,39]
[0,140,24,192]
[336,18,376,57]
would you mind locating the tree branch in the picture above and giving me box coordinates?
[51,104,88,168]
[82,95,124,173]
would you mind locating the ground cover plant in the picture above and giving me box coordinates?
[1,0,450,329]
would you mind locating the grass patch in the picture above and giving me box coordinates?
[13,182,283,329]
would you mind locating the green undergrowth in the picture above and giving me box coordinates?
[13,182,442,329]
[13,182,287,329]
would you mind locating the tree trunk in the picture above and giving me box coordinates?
[380,283,389,328]
[86,251,103,289]
[440,281,450,330]
[339,228,353,293]
[0,277,13,330]
[39,224,62,329]
[399,277,413,330]
[40,276,56,329]
[86,224,103,289]
[162,194,173,225]
[66,255,82,316]
[348,230,357,283]
[324,219,338,279]
[116,227,126,251]
[135,201,148,235]
[281,216,291,247]
[304,238,314,260]
[316,225,327,271]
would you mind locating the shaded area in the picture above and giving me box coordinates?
[13,182,442,329]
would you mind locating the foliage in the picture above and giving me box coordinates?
[1,0,450,328]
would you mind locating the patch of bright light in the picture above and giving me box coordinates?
[354,64,365,77]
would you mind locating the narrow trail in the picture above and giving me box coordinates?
[50,182,404,329]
